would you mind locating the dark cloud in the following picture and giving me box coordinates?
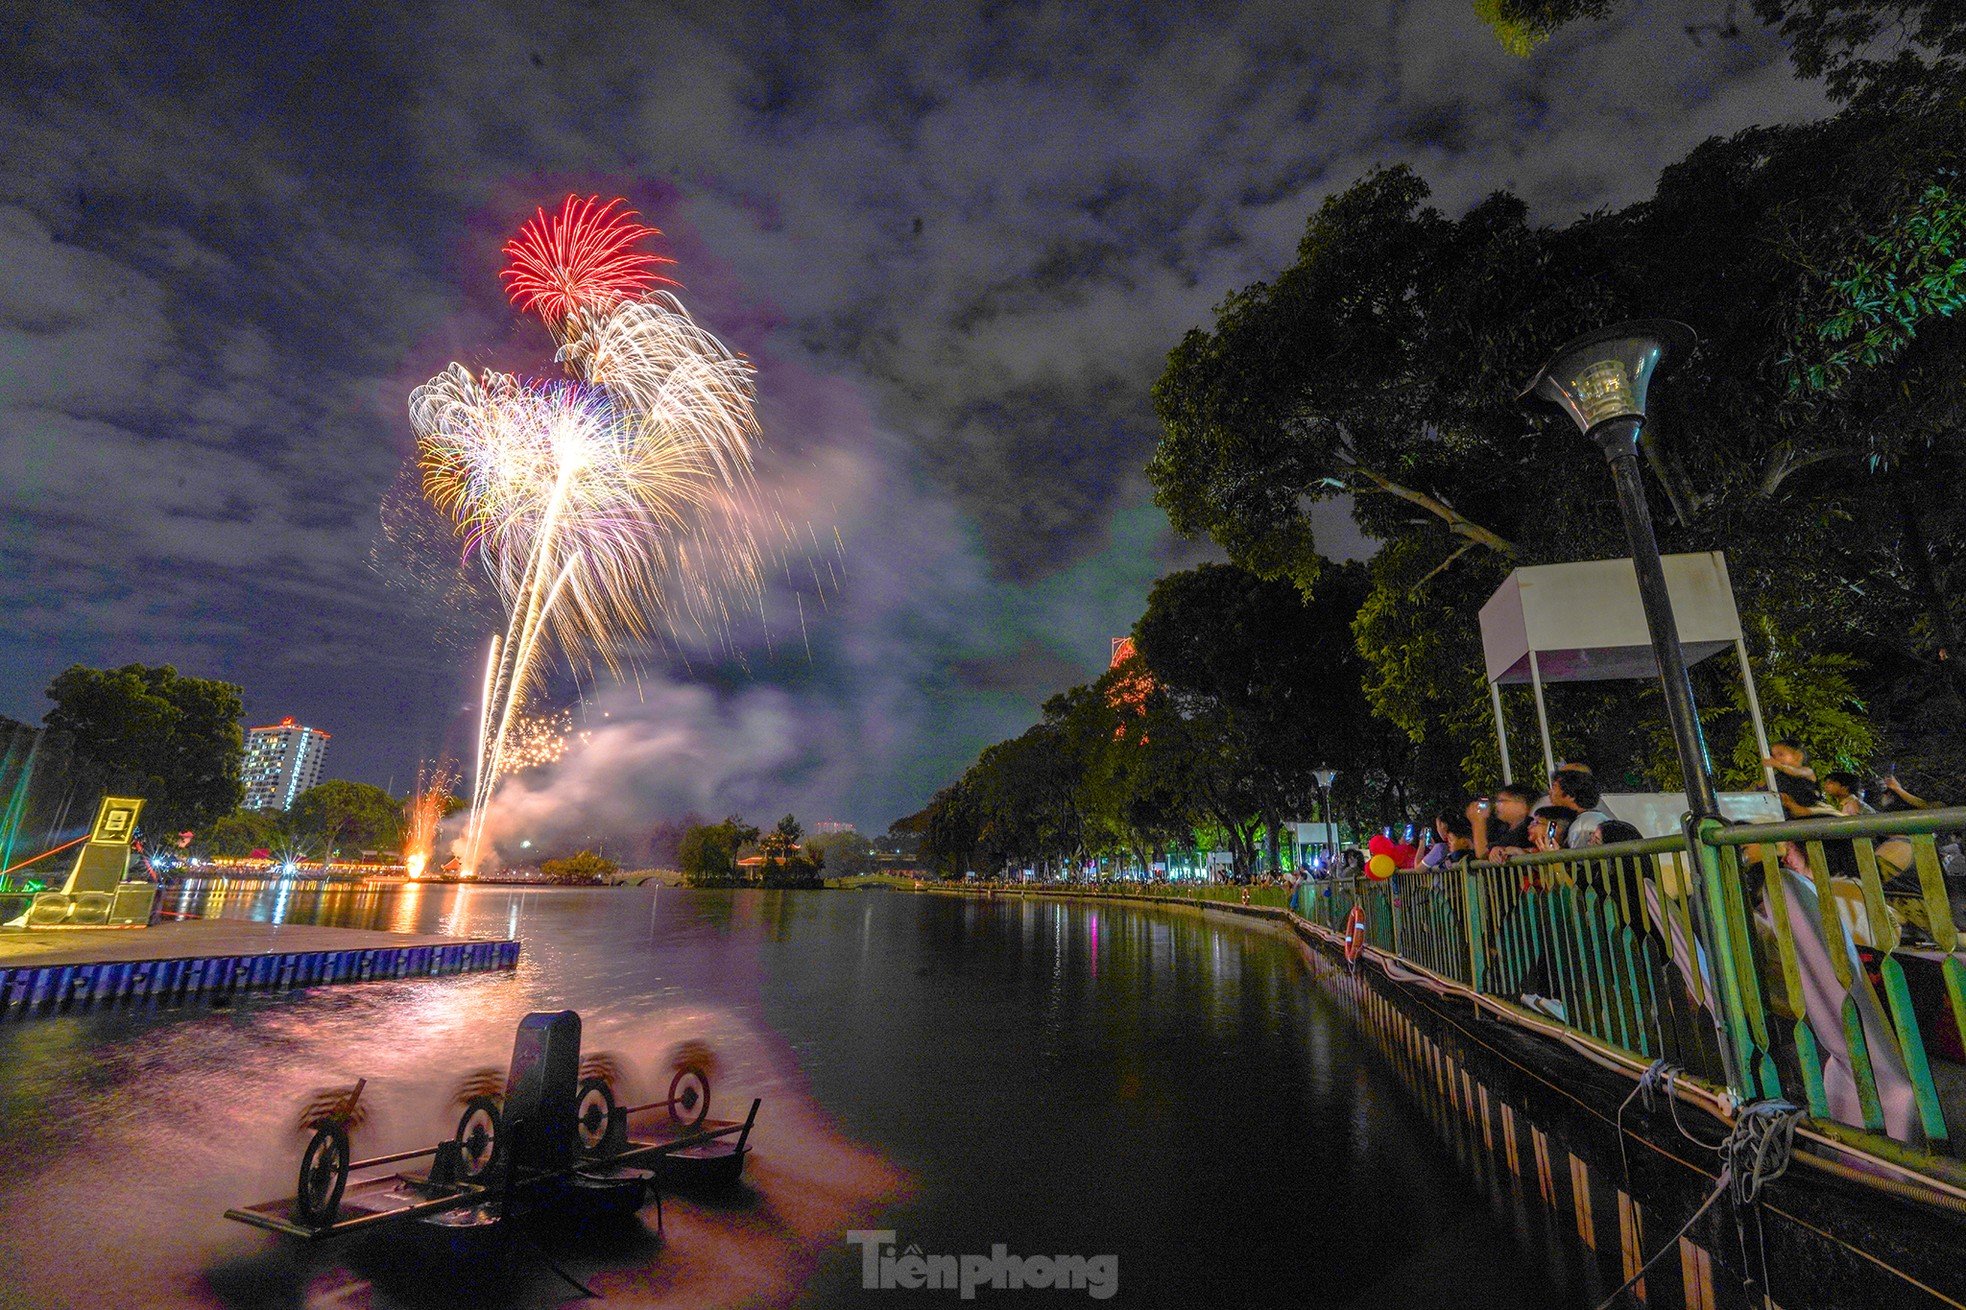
[0,0,1828,837]
[952,640,1090,698]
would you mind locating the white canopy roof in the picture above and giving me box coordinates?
[1478,552,1743,686]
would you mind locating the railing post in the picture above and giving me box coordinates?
[1388,876,1403,958]
[1689,816,1776,1101]
[1463,870,1485,993]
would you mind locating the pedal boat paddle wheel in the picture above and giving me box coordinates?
[224,1011,760,1246]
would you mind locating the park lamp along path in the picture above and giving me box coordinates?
[1517,318,1756,1098]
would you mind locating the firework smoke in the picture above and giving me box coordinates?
[411,195,765,873]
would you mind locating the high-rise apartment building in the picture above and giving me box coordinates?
[242,717,330,811]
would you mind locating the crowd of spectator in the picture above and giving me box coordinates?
[1417,764,1632,866]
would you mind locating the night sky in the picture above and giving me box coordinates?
[0,2,1828,847]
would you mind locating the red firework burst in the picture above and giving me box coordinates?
[500,194,674,323]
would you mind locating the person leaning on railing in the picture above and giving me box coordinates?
[1548,768,1616,848]
[1529,808,1572,854]
[1492,812,1588,1020]
[1421,810,1476,868]
[1468,784,1537,861]
[1763,744,1870,886]
[1865,773,1963,938]
[1773,750,1960,939]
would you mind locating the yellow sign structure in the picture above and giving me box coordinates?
[8,796,158,930]
[85,796,143,850]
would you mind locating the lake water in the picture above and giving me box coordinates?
[0,885,1599,1307]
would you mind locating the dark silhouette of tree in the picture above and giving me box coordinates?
[44,663,244,836]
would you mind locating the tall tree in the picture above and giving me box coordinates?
[290,780,401,865]
[1083,657,1201,877]
[1134,562,1397,874]
[43,664,245,836]
[678,815,758,886]
[806,829,877,877]
[916,783,981,879]
[199,808,287,858]
[1148,96,1966,795]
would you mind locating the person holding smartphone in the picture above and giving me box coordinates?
[1467,784,1537,860]
[1530,807,1574,852]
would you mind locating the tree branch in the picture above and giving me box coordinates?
[1758,446,1852,497]
[1640,432,1708,525]
[1348,465,1516,553]
[1415,541,1479,589]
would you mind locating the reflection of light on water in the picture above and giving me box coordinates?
[387,880,423,934]
[432,883,467,936]
[0,889,909,1310]
[270,879,291,925]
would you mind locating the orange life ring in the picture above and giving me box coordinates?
[1343,904,1367,963]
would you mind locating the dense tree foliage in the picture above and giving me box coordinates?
[678,815,759,886]
[915,564,1403,879]
[906,0,1966,876]
[198,808,287,858]
[540,850,619,884]
[1147,80,1966,794]
[290,780,402,864]
[1475,0,1966,100]
[805,828,877,877]
[43,664,244,836]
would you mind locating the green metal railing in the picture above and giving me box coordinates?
[1702,811,1966,1149]
[1285,809,1966,1168]
[1293,838,1729,1083]
[1001,807,1966,1177]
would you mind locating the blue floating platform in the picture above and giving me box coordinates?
[0,921,519,1018]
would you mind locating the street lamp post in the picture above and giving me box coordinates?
[1521,321,1719,818]
[1523,320,1756,1099]
[1312,768,1338,869]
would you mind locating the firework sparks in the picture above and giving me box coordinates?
[413,196,763,874]
[500,194,675,326]
[402,760,456,880]
[501,710,582,772]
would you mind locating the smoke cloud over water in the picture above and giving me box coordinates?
[465,678,815,864]
[454,385,1017,858]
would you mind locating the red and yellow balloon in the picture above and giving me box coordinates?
[1364,833,1416,881]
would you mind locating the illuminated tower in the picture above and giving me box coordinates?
[242,717,331,811]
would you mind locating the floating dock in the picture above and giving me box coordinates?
[0,921,520,1019]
